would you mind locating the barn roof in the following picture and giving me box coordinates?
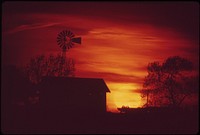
[39,77,110,93]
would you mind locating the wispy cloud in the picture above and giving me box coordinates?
[7,22,60,34]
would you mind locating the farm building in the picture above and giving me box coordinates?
[38,77,110,114]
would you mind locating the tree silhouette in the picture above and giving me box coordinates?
[2,65,33,106]
[24,54,75,84]
[141,56,196,108]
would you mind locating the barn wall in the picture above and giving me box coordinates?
[39,84,107,114]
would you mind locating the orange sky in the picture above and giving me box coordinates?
[2,2,199,112]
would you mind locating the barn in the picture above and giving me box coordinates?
[38,77,110,114]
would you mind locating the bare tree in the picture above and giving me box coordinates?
[141,56,196,108]
[24,54,75,84]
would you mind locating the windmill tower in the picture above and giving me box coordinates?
[57,30,81,58]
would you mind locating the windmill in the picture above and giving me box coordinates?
[57,30,81,57]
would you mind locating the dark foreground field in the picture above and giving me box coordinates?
[2,106,199,134]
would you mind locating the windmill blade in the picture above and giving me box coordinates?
[67,30,72,35]
[68,31,75,38]
[71,37,81,44]
[67,43,72,50]
[57,40,64,46]
[57,37,61,39]
[62,31,66,36]
[64,30,68,35]
[67,30,71,36]
[60,32,64,37]
[57,38,62,42]
[58,34,64,39]
[71,33,75,38]
[58,34,62,38]
[69,42,74,48]
[59,42,65,48]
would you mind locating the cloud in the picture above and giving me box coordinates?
[3,2,198,41]
[3,13,101,36]
[7,22,60,34]
[75,71,144,84]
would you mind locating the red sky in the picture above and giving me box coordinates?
[2,2,199,112]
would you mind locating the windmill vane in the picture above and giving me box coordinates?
[57,30,81,52]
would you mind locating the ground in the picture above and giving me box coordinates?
[1,105,199,134]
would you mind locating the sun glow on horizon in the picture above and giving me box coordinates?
[106,82,144,112]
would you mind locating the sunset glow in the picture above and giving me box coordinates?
[2,2,199,112]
